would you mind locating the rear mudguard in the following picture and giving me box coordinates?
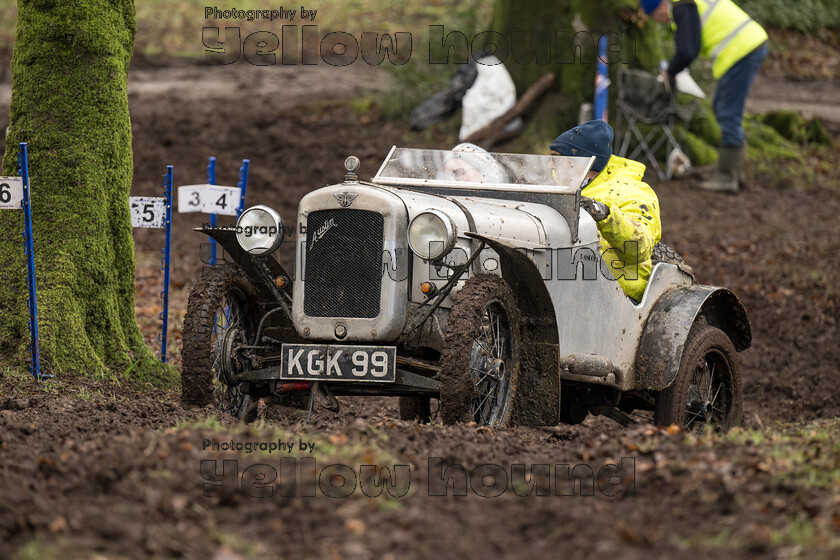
[635,285,751,391]
[197,227,293,303]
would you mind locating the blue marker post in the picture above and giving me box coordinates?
[18,143,42,380]
[207,157,217,266]
[237,159,249,216]
[158,166,174,363]
[594,34,610,122]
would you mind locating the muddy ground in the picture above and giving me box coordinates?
[1,57,839,559]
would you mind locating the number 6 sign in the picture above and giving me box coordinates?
[1,145,44,379]
[0,176,23,209]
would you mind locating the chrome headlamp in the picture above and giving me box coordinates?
[235,205,285,255]
[408,210,457,261]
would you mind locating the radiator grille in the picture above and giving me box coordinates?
[304,209,384,318]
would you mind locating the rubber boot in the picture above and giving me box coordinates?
[698,145,741,193]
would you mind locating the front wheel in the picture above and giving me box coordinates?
[440,275,521,427]
[181,263,259,421]
[654,325,742,433]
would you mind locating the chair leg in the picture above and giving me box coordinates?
[616,109,689,183]
[628,124,666,182]
[661,125,683,181]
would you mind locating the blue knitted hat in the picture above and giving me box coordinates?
[641,0,663,15]
[549,120,614,172]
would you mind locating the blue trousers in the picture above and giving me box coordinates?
[713,42,768,147]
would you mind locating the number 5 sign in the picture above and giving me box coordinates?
[129,196,167,228]
[129,167,174,362]
[0,177,24,209]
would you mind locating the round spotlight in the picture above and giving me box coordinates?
[235,205,285,255]
[408,210,457,261]
[344,156,360,173]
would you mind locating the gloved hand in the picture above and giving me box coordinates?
[580,196,610,221]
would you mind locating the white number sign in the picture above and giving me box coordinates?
[177,184,241,216]
[129,196,167,228]
[0,177,24,210]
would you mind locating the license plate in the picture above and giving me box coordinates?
[280,344,396,382]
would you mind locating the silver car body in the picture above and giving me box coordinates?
[290,147,746,395]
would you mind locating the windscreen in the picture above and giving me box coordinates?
[371,147,593,193]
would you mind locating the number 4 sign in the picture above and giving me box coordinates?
[0,177,24,209]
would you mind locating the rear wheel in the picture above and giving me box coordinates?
[181,263,259,421]
[654,325,742,433]
[651,242,687,267]
[440,275,520,427]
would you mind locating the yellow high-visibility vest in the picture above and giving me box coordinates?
[689,0,768,78]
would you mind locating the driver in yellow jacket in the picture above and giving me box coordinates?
[551,120,662,301]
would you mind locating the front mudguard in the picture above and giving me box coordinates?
[196,227,293,304]
[635,285,751,391]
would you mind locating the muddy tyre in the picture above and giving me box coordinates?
[654,324,742,433]
[181,263,259,420]
[440,275,521,427]
[651,242,686,267]
[399,397,432,423]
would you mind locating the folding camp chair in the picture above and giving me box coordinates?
[615,69,697,182]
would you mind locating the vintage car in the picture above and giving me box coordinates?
[180,147,751,433]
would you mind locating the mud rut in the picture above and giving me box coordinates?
[1,60,839,558]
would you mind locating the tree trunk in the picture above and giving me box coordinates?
[491,0,663,134]
[0,1,164,381]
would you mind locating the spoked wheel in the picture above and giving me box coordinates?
[440,275,520,427]
[182,263,259,421]
[654,324,742,434]
[211,288,253,418]
[469,299,514,425]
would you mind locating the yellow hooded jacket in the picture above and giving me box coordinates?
[581,155,662,301]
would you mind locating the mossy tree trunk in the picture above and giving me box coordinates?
[491,0,664,133]
[0,1,162,380]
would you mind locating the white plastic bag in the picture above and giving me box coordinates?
[459,55,518,141]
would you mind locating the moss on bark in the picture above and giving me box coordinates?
[0,1,170,384]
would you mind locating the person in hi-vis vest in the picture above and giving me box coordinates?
[642,0,768,193]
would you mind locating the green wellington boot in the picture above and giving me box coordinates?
[698,145,743,193]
